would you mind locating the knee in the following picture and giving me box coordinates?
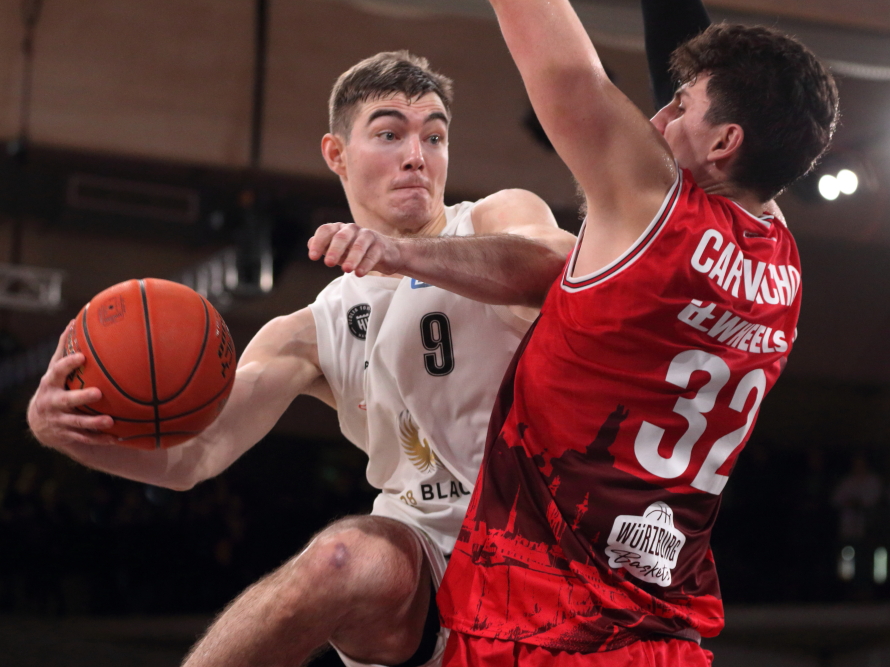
[290,518,423,610]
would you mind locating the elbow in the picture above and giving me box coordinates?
[165,479,198,493]
[157,456,208,492]
[151,476,198,492]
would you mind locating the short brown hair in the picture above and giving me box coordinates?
[329,51,454,139]
[671,24,839,201]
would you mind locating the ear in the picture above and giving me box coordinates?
[707,123,744,165]
[321,133,348,178]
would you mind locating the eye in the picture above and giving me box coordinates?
[378,131,396,141]
[428,134,443,145]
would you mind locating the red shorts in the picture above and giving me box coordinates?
[442,631,714,667]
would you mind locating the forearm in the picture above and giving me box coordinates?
[41,379,285,491]
[642,0,711,109]
[398,234,566,307]
[47,438,199,490]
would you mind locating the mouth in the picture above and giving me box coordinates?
[391,185,430,199]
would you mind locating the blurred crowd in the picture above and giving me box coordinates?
[0,433,375,616]
[0,431,888,617]
[715,441,890,603]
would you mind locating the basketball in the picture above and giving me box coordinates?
[64,278,236,450]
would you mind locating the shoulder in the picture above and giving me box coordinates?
[312,273,348,301]
[310,274,361,317]
[470,189,556,235]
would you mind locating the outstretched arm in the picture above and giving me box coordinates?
[487,0,676,276]
[642,0,710,109]
[308,189,575,308]
[28,309,326,491]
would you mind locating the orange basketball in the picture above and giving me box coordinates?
[64,278,236,450]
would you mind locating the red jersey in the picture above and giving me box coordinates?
[438,170,801,652]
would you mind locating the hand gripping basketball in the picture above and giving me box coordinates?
[64,278,237,449]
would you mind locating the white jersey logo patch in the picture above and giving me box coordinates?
[605,501,686,587]
[346,304,371,340]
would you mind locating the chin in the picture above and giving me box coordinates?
[391,205,432,229]
[390,193,432,217]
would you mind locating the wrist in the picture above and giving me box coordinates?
[390,236,414,275]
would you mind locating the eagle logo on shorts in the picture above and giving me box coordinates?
[399,410,440,472]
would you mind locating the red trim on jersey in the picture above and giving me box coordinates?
[561,171,682,292]
[728,200,774,229]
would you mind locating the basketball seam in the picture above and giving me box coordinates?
[117,430,203,441]
[73,380,232,423]
[140,280,162,449]
[81,304,152,406]
[155,296,211,403]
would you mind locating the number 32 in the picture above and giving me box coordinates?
[633,350,766,495]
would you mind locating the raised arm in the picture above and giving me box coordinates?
[642,0,710,109]
[28,308,326,491]
[307,189,575,308]
[488,0,676,275]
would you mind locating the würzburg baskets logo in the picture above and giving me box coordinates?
[347,304,371,340]
[605,501,686,587]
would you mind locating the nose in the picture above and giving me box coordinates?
[651,100,677,136]
[401,135,425,171]
[650,107,668,136]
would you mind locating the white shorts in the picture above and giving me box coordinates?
[334,522,449,667]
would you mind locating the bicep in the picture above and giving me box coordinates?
[546,85,675,221]
[189,309,324,458]
[234,308,324,408]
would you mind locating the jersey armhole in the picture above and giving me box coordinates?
[561,169,683,292]
[307,299,344,401]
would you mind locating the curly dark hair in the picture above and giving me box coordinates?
[329,51,454,140]
[670,23,839,201]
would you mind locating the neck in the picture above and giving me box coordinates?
[405,208,448,238]
[703,182,765,217]
[694,167,766,217]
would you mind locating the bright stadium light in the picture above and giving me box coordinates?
[875,547,888,585]
[837,169,859,195]
[818,174,840,201]
[838,545,855,581]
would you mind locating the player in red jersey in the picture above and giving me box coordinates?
[434,1,839,664]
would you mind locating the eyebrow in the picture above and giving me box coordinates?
[366,109,450,127]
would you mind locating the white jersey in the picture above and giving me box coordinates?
[309,201,532,554]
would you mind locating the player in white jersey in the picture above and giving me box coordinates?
[310,199,536,559]
[27,51,574,667]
